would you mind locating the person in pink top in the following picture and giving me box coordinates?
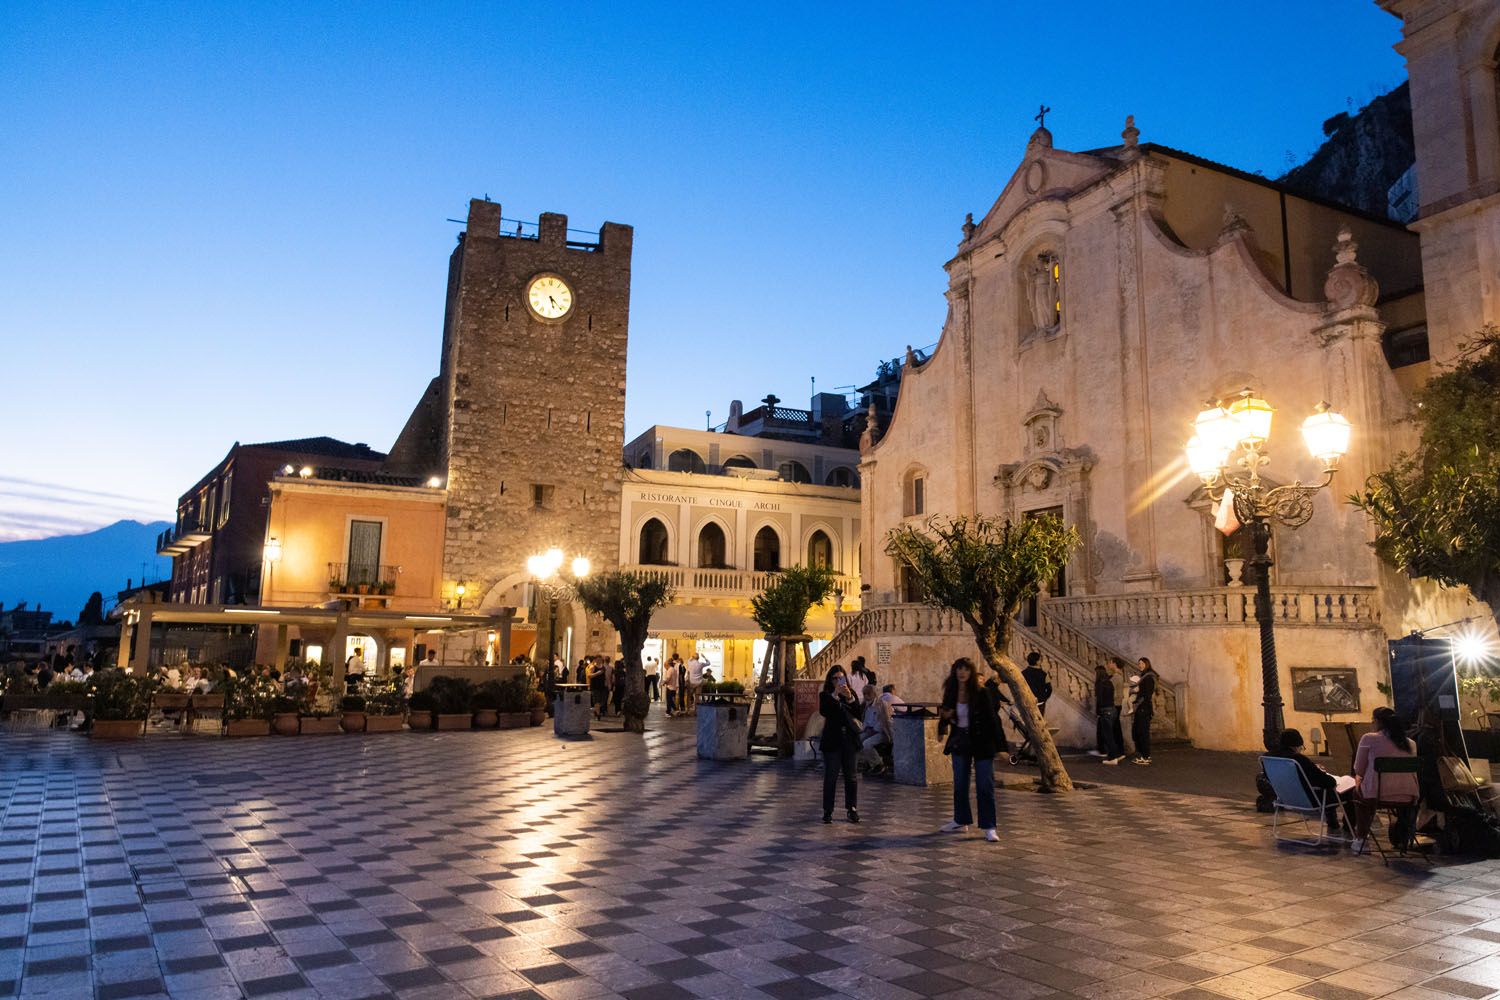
[1351,706,1418,853]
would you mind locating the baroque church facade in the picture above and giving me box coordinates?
[820,0,1500,752]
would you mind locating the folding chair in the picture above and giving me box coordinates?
[1366,756,1428,865]
[1260,756,1353,847]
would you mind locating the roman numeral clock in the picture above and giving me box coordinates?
[526,273,573,321]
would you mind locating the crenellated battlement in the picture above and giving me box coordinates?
[462,198,631,254]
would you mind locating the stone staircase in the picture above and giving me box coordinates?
[810,602,1187,741]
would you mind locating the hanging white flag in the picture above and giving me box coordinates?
[1214,489,1241,536]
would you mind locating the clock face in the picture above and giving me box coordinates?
[527,274,573,320]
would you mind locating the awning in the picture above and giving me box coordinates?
[649,603,837,640]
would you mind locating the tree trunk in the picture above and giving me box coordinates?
[620,622,648,734]
[972,631,1073,793]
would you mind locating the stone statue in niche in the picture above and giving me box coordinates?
[1028,253,1060,333]
[1033,426,1049,449]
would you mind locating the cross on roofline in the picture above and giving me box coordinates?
[1035,104,1051,127]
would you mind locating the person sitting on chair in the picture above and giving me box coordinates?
[1351,707,1418,854]
[1272,728,1352,834]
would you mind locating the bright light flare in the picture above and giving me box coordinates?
[1453,629,1498,668]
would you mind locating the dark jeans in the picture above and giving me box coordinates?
[822,743,858,816]
[1132,710,1153,758]
[952,751,996,830]
[646,675,660,701]
[666,689,677,713]
[1096,707,1122,758]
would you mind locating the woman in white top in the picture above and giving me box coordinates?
[1351,706,1418,853]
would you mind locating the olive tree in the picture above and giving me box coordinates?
[886,514,1079,792]
[572,571,673,733]
[1351,328,1500,629]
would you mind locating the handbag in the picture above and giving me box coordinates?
[942,726,972,757]
[1440,756,1486,794]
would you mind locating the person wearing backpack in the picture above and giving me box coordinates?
[1021,651,1052,716]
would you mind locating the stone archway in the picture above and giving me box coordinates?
[480,571,591,662]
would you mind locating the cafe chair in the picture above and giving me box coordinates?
[1366,756,1429,865]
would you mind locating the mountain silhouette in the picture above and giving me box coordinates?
[0,520,171,621]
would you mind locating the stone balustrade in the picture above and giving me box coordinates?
[620,564,859,602]
[1045,586,1381,630]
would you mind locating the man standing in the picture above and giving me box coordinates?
[1022,651,1052,716]
[664,655,680,716]
[686,653,706,715]
[645,657,660,702]
[1130,657,1157,765]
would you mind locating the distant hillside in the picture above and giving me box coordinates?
[1278,82,1415,220]
[0,520,171,620]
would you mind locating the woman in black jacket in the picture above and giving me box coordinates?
[819,664,864,824]
[938,657,1003,842]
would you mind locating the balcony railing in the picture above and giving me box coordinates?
[622,564,859,601]
[156,519,211,556]
[327,563,400,595]
[1045,586,1382,629]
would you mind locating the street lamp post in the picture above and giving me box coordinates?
[527,548,591,714]
[1185,390,1352,757]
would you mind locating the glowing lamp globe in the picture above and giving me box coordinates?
[571,556,591,579]
[1193,404,1238,454]
[1228,392,1274,446]
[1185,435,1227,481]
[1300,403,1351,467]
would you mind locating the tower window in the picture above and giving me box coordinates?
[531,484,554,508]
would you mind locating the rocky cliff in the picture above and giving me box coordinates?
[1278,82,1414,220]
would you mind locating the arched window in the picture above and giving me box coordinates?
[638,518,669,565]
[902,468,926,517]
[668,448,706,474]
[825,466,857,487]
[698,522,727,568]
[754,526,781,572]
[807,530,832,570]
[722,454,757,471]
[778,460,811,484]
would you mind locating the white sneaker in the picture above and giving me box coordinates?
[983,828,1000,843]
[939,821,968,833]
[1102,756,1123,766]
[1350,837,1367,854]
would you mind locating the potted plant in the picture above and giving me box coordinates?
[329,578,343,593]
[271,691,302,736]
[366,670,407,731]
[497,676,531,729]
[696,679,750,761]
[406,688,436,730]
[528,690,547,726]
[356,582,370,595]
[222,670,275,737]
[472,683,500,728]
[89,670,156,739]
[428,676,475,730]
[340,694,367,733]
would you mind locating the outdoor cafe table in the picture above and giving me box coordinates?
[891,702,951,786]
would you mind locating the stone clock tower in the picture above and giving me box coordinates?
[435,197,632,614]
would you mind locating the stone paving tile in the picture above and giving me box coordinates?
[5,715,1500,998]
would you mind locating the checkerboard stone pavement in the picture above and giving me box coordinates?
[6,711,1500,1000]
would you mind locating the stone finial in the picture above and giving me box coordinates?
[1027,125,1054,150]
[962,212,976,242]
[1121,114,1139,148]
[858,401,881,455]
[1218,203,1251,242]
[1323,225,1379,313]
[904,344,918,367]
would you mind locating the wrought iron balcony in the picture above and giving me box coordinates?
[327,563,400,595]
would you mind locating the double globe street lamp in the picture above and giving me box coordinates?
[1184,390,1352,755]
[527,548,591,710]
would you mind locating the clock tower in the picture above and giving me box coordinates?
[435,197,633,623]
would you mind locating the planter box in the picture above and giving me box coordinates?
[341,711,367,733]
[435,713,472,731]
[498,712,528,729]
[553,690,591,737]
[407,711,435,731]
[4,694,90,713]
[529,707,546,726]
[225,719,271,737]
[472,709,498,729]
[300,716,341,735]
[893,714,951,787]
[697,701,749,760]
[272,712,301,736]
[365,714,404,733]
[90,719,144,739]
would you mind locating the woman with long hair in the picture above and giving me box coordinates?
[819,663,865,824]
[1351,706,1418,853]
[938,657,1003,842]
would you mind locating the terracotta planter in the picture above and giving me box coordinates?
[225,719,271,737]
[529,707,546,726]
[472,709,498,728]
[406,711,435,731]
[300,716,341,735]
[340,711,367,733]
[436,713,472,731]
[365,714,404,732]
[272,712,301,736]
[90,719,144,739]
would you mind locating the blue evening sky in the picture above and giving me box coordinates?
[0,2,1406,542]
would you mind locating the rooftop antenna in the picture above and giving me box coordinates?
[811,375,816,400]
[705,409,711,430]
